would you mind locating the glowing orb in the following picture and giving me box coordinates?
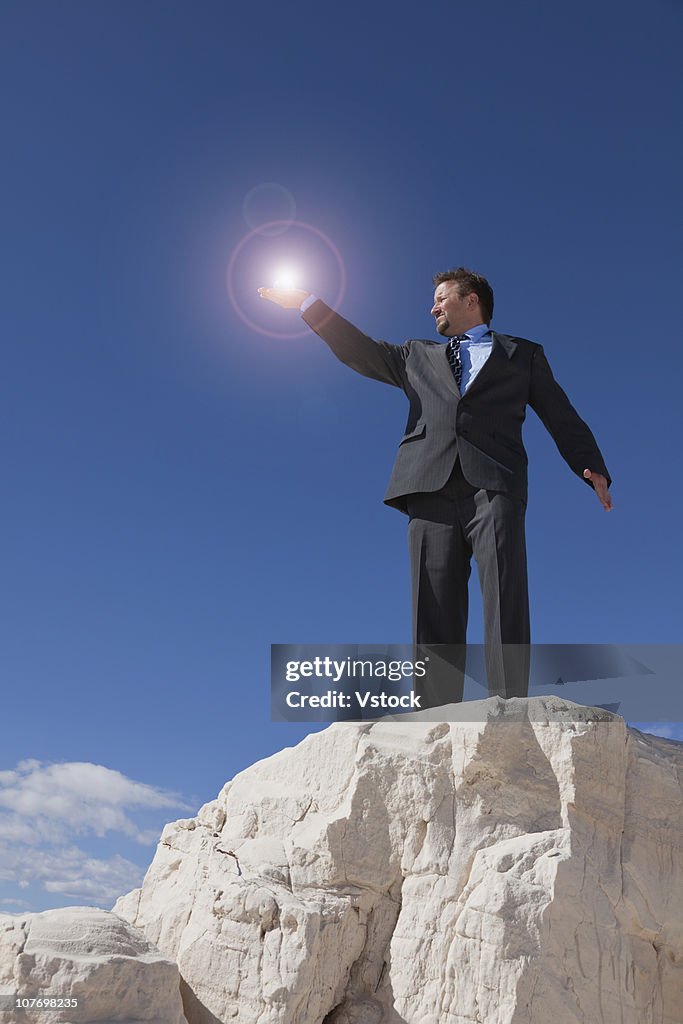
[273,268,299,290]
[226,220,346,340]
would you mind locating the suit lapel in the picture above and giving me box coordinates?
[458,331,518,399]
[491,331,518,359]
[424,342,461,397]
[426,331,518,399]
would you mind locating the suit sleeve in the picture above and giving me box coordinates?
[302,299,408,389]
[529,345,612,488]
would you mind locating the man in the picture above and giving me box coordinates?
[259,268,612,702]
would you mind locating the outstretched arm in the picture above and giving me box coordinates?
[258,288,408,390]
[529,345,613,511]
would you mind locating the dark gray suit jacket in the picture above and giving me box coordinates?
[303,299,611,514]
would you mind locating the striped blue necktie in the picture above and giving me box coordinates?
[446,334,469,390]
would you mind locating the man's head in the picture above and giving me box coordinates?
[431,267,494,336]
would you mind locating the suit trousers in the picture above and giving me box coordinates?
[407,458,530,705]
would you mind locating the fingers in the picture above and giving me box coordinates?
[584,470,613,511]
[596,484,613,511]
[258,287,287,308]
[257,286,304,309]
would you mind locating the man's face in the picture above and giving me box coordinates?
[431,281,478,337]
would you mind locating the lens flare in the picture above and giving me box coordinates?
[273,268,299,290]
[226,220,346,340]
[242,183,296,237]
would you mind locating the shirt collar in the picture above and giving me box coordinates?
[460,322,491,344]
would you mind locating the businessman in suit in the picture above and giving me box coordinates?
[259,268,612,703]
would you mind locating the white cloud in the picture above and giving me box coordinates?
[0,843,144,904]
[0,759,192,907]
[0,760,190,844]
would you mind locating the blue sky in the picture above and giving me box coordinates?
[1,0,681,911]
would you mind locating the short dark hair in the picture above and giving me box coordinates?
[432,267,494,324]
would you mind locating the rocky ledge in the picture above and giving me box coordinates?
[2,696,682,1023]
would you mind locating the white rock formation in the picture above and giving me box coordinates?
[114,696,683,1024]
[0,906,188,1023]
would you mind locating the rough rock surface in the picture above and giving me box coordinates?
[0,906,188,1023]
[114,696,683,1024]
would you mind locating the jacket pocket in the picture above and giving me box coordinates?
[398,423,426,445]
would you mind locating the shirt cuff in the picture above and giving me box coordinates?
[300,294,317,313]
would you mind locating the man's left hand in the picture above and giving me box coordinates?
[583,469,613,511]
